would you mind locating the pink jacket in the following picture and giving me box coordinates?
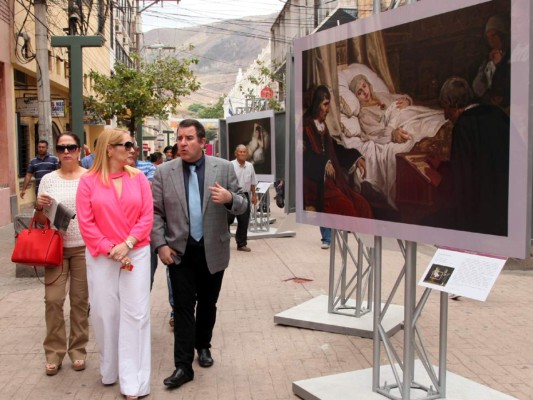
[76,171,153,256]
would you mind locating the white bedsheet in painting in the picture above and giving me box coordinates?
[338,103,446,209]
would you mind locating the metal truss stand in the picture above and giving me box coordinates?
[275,230,403,338]
[328,229,373,318]
[250,186,272,233]
[373,239,447,399]
[230,184,296,239]
[292,238,515,400]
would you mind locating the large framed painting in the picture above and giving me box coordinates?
[295,0,532,258]
[226,110,276,182]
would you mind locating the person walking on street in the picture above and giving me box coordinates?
[81,138,98,169]
[151,119,247,390]
[34,132,89,376]
[228,144,257,252]
[76,129,153,400]
[20,140,59,198]
[320,227,331,249]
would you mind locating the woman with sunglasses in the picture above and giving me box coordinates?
[76,129,153,400]
[34,132,89,376]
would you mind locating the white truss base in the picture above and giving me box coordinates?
[293,360,517,400]
[274,295,403,338]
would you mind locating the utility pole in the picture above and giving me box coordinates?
[34,0,53,149]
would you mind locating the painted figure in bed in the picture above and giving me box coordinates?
[350,74,446,146]
[303,85,372,219]
[345,74,448,208]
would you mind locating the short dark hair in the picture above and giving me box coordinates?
[150,151,163,163]
[38,140,49,146]
[178,119,206,141]
[163,145,173,153]
[171,143,178,157]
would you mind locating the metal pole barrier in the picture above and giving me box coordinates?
[328,229,337,313]
[341,231,348,306]
[372,236,382,391]
[439,290,449,397]
[402,241,417,399]
[355,236,364,317]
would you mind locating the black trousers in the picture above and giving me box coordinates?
[168,243,224,377]
[227,192,251,247]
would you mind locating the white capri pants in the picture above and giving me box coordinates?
[86,245,151,397]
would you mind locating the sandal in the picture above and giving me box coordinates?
[125,396,138,400]
[45,363,61,376]
[72,360,86,371]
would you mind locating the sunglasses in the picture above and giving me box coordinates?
[113,141,135,150]
[56,144,79,153]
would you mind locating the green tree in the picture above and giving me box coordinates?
[205,128,218,142]
[197,96,224,119]
[239,60,283,112]
[187,103,206,115]
[85,53,200,135]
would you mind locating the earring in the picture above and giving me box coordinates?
[107,152,112,158]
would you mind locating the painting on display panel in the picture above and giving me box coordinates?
[294,0,532,258]
[226,110,276,182]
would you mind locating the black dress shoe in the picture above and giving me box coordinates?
[197,348,214,368]
[163,368,193,388]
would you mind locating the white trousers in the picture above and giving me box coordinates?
[86,246,151,397]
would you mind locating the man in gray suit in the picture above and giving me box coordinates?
[151,119,247,389]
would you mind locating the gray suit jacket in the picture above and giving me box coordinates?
[151,155,247,274]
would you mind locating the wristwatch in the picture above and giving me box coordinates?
[125,239,134,249]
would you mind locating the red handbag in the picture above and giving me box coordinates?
[11,217,64,267]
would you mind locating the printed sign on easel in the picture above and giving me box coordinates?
[418,248,507,301]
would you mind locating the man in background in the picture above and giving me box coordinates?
[81,138,97,169]
[163,145,173,161]
[20,140,58,199]
[439,76,509,236]
[228,144,257,252]
[150,151,164,166]
[133,145,156,184]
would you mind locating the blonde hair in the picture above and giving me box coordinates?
[88,128,139,186]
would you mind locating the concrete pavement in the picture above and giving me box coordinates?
[0,204,532,399]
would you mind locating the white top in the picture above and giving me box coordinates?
[230,159,257,194]
[38,170,84,248]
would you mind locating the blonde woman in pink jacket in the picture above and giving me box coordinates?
[76,129,153,400]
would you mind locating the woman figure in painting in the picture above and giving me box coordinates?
[349,74,414,144]
[347,74,447,209]
[34,132,89,376]
[76,129,153,400]
[246,123,269,165]
[303,85,372,218]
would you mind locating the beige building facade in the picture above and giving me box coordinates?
[5,0,136,222]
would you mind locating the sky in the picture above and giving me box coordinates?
[141,0,286,32]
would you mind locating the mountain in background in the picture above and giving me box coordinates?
[143,13,277,114]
